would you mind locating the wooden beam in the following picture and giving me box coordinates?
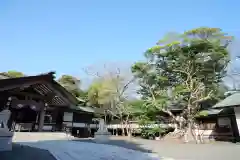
[44,82,70,106]
[0,80,45,92]
[8,91,66,107]
[9,91,46,99]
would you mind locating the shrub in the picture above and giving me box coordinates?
[140,126,166,139]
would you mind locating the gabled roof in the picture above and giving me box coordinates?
[212,92,240,108]
[0,72,79,106]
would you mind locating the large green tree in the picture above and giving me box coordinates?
[132,27,232,142]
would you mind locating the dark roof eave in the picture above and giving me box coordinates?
[50,80,79,105]
[212,93,240,108]
[0,72,79,107]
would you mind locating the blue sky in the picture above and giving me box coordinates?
[0,0,240,84]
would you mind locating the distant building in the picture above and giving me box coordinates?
[212,92,240,142]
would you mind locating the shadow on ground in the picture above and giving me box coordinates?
[0,138,161,160]
[74,136,240,160]
[73,138,153,153]
[0,144,56,160]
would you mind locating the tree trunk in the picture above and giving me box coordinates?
[104,110,107,123]
[116,129,118,136]
[125,122,132,138]
[195,123,204,143]
[121,121,125,136]
[173,123,178,132]
[125,124,129,136]
[184,121,199,143]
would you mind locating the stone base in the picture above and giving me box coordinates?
[94,132,111,142]
[0,136,12,151]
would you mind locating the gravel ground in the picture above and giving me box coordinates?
[11,132,163,160]
[0,143,56,160]
[17,140,162,160]
[79,136,240,160]
[3,133,240,160]
[128,138,240,160]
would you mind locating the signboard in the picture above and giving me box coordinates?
[63,112,73,122]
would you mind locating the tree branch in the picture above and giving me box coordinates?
[106,109,121,119]
[192,90,213,104]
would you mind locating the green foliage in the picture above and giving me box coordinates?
[58,75,86,99]
[125,99,146,114]
[87,78,115,107]
[140,126,165,139]
[132,27,232,122]
[4,70,25,78]
[195,110,209,117]
[87,73,136,126]
[58,75,80,85]
[131,100,159,121]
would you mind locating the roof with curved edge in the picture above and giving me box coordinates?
[212,92,240,108]
[0,72,79,106]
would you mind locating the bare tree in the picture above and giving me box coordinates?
[85,63,137,136]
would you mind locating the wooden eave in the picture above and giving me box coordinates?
[0,72,79,107]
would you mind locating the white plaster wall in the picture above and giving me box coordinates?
[234,107,240,134]
[63,112,73,122]
[107,123,170,129]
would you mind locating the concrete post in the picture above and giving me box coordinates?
[38,107,45,131]
[234,107,240,141]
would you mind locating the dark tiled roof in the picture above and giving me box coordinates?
[0,72,79,106]
[212,92,240,108]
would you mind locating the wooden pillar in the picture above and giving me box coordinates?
[7,110,16,131]
[116,128,118,136]
[38,107,45,131]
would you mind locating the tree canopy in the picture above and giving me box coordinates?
[132,27,232,142]
[3,70,25,78]
[57,75,87,99]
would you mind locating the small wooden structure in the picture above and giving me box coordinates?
[212,92,240,142]
[195,108,236,142]
[62,106,95,138]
